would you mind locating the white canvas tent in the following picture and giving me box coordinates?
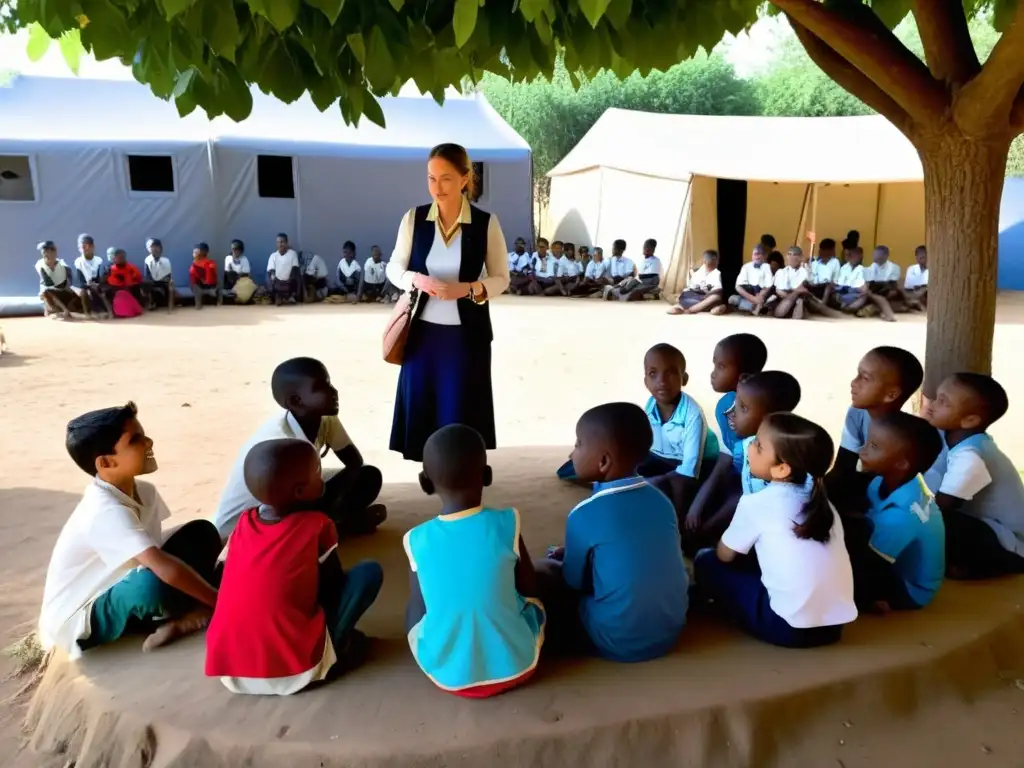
[546,109,924,294]
[0,75,532,300]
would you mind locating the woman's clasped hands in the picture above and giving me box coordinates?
[414,274,471,300]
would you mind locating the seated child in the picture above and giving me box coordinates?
[710,333,768,454]
[668,249,724,315]
[106,248,148,312]
[359,246,388,302]
[847,412,945,611]
[206,438,383,694]
[510,237,542,295]
[74,233,113,318]
[189,243,220,309]
[303,252,330,302]
[144,237,175,311]
[607,239,661,301]
[832,246,866,311]
[826,345,923,514]
[926,373,1024,579]
[403,424,544,697]
[529,245,557,295]
[38,402,220,659]
[537,402,688,661]
[268,233,301,305]
[727,244,773,314]
[901,245,928,310]
[571,246,609,295]
[849,245,901,322]
[336,241,362,299]
[223,239,251,292]
[507,237,528,278]
[604,239,635,295]
[694,413,858,648]
[548,243,582,296]
[807,238,840,306]
[35,240,80,319]
[213,357,386,541]
[771,246,809,319]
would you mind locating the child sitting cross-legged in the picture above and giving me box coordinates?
[403,424,545,698]
[845,412,945,612]
[925,373,1024,579]
[537,403,689,661]
[213,357,386,541]
[206,438,383,694]
[687,371,802,551]
[693,413,858,648]
[710,333,769,454]
[38,403,221,659]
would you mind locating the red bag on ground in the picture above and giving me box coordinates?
[112,290,145,318]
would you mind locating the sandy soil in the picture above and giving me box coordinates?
[2,295,1024,767]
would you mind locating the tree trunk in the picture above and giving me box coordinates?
[919,131,1009,396]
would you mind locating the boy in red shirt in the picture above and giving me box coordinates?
[105,248,147,309]
[206,438,383,694]
[188,242,220,310]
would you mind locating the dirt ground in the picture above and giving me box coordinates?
[3,295,1024,767]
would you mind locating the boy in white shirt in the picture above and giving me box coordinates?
[573,245,610,295]
[359,245,389,302]
[549,242,582,296]
[73,234,113,319]
[850,245,901,321]
[669,249,725,316]
[529,240,558,295]
[608,238,662,301]
[772,246,810,319]
[223,239,251,291]
[728,244,774,314]
[39,403,221,658]
[303,252,330,302]
[336,241,362,301]
[35,240,79,319]
[808,238,840,307]
[507,237,528,276]
[832,246,867,312]
[267,233,301,305]
[901,245,928,310]
[510,237,541,295]
[143,237,175,312]
[604,239,635,294]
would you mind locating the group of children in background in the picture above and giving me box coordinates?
[34,234,399,320]
[670,230,929,322]
[38,333,1021,700]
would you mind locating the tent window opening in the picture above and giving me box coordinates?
[0,155,36,202]
[257,155,295,199]
[471,162,485,202]
[127,155,175,193]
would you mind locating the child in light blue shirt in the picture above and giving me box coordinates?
[710,334,768,454]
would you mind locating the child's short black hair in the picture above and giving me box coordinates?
[645,342,686,374]
[760,233,777,249]
[768,251,784,268]
[537,237,549,246]
[423,424,486,490]
[951,372,1009,427]
[342,240,355,251]
[271,357,327,408]
[870,346,924,404]
[717,333,768,374]
[277,232,289,241]
[703,249,719,260]
[873,412,943,476]
[613,238,626,250]
[820,238,836,250]
[66,402,139,476]
[739,371,801,412]
[551,240,563,248]
[644,238,657,249]
[579,402,652,467]
[244,438,318,509]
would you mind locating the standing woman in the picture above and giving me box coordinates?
[387,144,510,461]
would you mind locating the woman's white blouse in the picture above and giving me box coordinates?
[387,199,510,325]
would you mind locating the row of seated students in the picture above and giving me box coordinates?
[37,345,1022,699]
[33,234,398,320]
[670,232,928,322]
[505,237,665,301]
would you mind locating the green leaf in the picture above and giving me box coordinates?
[869,0,911,28]
[453,0,478,48]
[517,0,550,23]
[306,0,345,24]
[364,27,396,91]
[361,89,386,127]
[171,66,196,97]
[160,0,199,21]
[604,0,631,30]
[174,88,197,116]
[346,32,366,64]
[992,0,1016,31]
[202,0,241,60]
[58,30,84,73]
[578,0,612,28]
[26,23,53,61]
[218,61,254,120]
[308,73,337,111]
[265,0,299,31]
[388,0,404,10]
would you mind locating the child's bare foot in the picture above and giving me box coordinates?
[709,304,728,316]
[666,306,685,315]
[142,609,212,651]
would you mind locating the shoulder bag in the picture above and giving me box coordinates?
[382,287,420,365]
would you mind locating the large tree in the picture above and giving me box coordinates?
[4,0,1021,393]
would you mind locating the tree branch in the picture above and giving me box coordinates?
[1012,90,1024,134]
[772,0,947,124]
[956,1,1024,135]
[911,0,980,85]
[788,16,913,135]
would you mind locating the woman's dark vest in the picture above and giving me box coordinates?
[409,202,494,345]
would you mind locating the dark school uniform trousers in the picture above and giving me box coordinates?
[78,520,222,650]
[322,465,383,534]
[693,549,844,649]
[532,558,592,657]
[842,514,919,610]
[944,510,1024,579]
[318,557,383,677]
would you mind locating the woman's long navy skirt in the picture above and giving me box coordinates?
[390,320,496,461]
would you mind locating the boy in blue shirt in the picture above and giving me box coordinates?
[539,402,688,662]
[925,373,1024,579]
[849,412,945,612]
[710,333,768,454]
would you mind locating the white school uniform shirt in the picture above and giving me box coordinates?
[36,258,71,289]
[639,255,662,277]
[145,254,173,282]
[268,249,299,278]
[386,197,510,325]
[363,258,386,285]
[304,254,328,279]
[533,254,556,279]
[556,255,581,278]
[607,255,635,280]
[736,261,773,289]
[38,478,170,660]
[74,254,105,283]
[212,410,353,539]
[837,263,866,288]
[337,258,361,282]
[721,482,858,629]
[904,263,928,290]
[585,260,608,280]
[224,255,251,275]
[864,260,900,283]
[687,265,722,292]
[516,252,536,272]
[508,251,526,271]
[773,265,807,291]
[810,258,840,285]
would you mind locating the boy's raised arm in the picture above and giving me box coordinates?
[135,547,217,607]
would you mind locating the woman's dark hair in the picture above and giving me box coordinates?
[429,142,474,198]
[763,412,835,543]
[66,402,138,475]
